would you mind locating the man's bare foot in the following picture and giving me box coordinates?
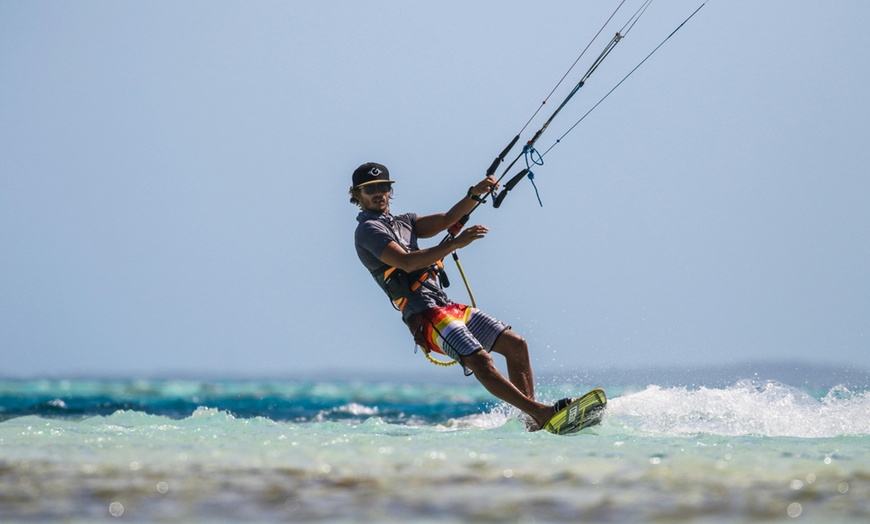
[528,398,572,431]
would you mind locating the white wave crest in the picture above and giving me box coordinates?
[608,381,870,438]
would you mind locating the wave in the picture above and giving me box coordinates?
[2,376,868,437]
[606,380,870,438]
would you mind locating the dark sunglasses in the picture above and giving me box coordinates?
[360,182,393,195]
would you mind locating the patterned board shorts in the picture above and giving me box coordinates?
[408,303,509,362]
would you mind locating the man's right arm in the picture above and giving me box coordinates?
[379,225,489,273]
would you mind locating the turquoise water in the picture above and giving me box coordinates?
[2,366,869,522]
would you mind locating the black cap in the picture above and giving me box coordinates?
[352,162,394,188]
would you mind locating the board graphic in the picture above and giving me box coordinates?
[544,388,607,435]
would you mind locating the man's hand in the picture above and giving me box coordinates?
[453,224,489,249]
[470,175,499,198]
[416,176,500,240]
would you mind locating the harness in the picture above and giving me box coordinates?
[374,261,460,368]
[374,261,444,312]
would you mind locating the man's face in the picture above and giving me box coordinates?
[357,182,393,213]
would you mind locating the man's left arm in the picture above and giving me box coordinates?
[416,176,498,239]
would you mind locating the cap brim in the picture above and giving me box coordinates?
[356,180,395,187]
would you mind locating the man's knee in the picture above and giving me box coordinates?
[460,349,496,374]
[495,329,529,358]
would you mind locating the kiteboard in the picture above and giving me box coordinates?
[543,388,607,435]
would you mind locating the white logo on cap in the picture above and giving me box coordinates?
[368,168,380,177]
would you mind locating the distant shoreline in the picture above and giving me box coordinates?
[3,361,868,389]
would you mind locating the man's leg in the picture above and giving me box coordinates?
[490,329,535,400]
[461,349,553,430]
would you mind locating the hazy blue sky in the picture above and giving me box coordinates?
[2,1,868,379]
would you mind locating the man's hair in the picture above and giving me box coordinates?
[349,185,393,206]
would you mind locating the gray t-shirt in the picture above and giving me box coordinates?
[355,210,450,321]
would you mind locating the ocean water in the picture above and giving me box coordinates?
[1,365,869,523]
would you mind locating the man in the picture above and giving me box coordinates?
[350,161,564,430]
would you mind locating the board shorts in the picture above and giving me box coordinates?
[407,303,509,370]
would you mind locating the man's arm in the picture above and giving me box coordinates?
[379,225,489,273]
[415,176,498,239]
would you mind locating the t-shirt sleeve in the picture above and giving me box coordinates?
[402,213,418,232]
[355,221,396,271]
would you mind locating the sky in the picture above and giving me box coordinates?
[1,1,868,380]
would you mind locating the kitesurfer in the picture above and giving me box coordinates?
[350,162,562,430]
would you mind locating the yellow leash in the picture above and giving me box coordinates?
[424,350,457,366]
[453,253,477,308]
[420,252,477,367]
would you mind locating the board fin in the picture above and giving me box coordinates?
[543,388,607,435]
